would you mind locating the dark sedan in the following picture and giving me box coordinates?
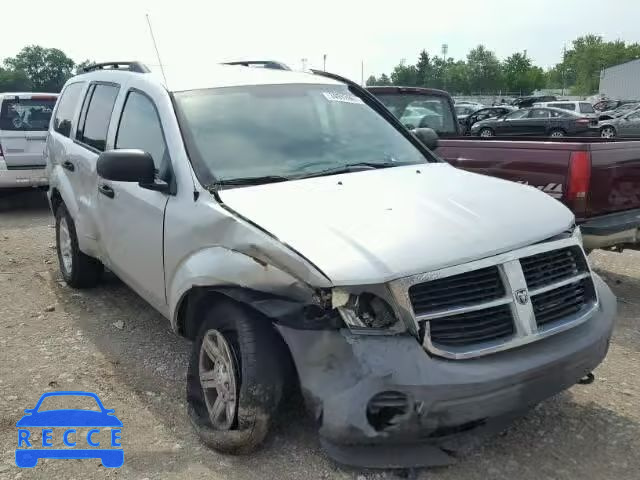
[470,107,598,138]
[459,106,515,135]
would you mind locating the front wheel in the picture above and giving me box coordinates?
[479,127,494,137]
[187,301,289,454]
[600,126,616,138]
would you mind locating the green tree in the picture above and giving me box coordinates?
[4,45,75,92]
[466,45,502,93]
[0,67,32,91]
[366,75,378,86]
[390,59,418,86]
[378,73,391,85]
[415,50,432,87]
[75,59,94,75]
[446,60,470,94]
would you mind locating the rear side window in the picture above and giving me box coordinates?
[529,109,550,119]
[550,103,576,111]
[115,91,168,170]
[0,97,57,131]
[77,84,119,152]
[53,83,84,137]
[579,103,595,114]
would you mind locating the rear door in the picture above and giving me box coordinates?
[499,109,533,135]
[526,108,551,135]
[0,94,57,168]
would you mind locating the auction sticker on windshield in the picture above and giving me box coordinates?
[15,391,123,468]
[322,91,365,104]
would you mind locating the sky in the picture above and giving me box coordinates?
[2,0,640,83]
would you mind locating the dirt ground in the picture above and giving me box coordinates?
[0,190,638,480]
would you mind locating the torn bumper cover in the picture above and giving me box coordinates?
[276,275,616,469]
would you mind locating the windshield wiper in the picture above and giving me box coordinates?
[207,175,291,190]
[297,162,403,179]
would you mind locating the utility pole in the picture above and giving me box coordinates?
[441,44,448,90]
[301,58,308,71]
[323,54,327,71]
[561,44,567,96]
[361,60,364,87]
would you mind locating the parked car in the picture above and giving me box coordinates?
[598,102,640,121]
[46,62,616,468]
[593,99,636,112]
[454,104,481,122]
[470,107,598,137]
[458,106,515,135]
[599,109,640,138]
[533,101,596,117]
[368,87,640,253]
[0,92,58,189]
[400,105,441,129]
[511,95,557,108]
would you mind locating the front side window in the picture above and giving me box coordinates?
[550,103,575,111]
[505,110,528,120]
[54,83,84,137]
[0,96,57,131]
[78,84,119,152]
[374,93,456,135]
[116,91,167,170]
[175,84,430,183]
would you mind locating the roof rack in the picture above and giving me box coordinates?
[222,60,291,71]
[82,62,150,73]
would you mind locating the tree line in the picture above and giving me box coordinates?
[0,45,92,93]
[367,35,640,96]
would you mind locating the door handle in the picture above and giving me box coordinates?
[98,184,115,199]
[61,160,75,172]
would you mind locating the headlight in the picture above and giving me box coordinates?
[332,289,405,334]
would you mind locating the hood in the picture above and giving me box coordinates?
[219,164,574,285]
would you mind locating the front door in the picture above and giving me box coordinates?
[497,109,529,135]
[95,89,171,309]
[526,108,551,136]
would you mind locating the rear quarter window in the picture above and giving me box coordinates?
[54,83,84,137]
[0,97,57,131]
[579,103,595,114]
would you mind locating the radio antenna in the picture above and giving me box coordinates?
[145,13,168,85]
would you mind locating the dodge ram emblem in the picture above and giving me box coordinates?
[515,289,529,305]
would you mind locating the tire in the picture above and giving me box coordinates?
[55,204,103,288]
[549,129,565,138]
[600,126,616,139]
[479,128,494,137]
[187,300,289,454]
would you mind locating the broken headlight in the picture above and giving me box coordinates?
[332,289,405,334]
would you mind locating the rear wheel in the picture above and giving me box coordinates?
[479,127,494,137]
[549,129,565,138]
[600,126,616,138]
[55,204,103,288]
[187,301,289,454]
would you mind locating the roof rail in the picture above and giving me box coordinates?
[82,62,150,73]
[222,60,291,71]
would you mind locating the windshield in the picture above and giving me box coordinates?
[0,97,56,131]
[174,84,429,183]
[37,394,101,412]
[373,93,457,135]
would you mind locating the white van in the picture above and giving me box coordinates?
[533,101,596,117]
[0,92,58,189]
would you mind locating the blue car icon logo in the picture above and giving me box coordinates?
[15,391,123,468]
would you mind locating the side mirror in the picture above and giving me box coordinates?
[412,127,439,150]
[97,149,155,183]
[97,149,169,193]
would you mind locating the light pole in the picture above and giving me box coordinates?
[323,54,327,71]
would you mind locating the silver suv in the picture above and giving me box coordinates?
[46,61,616,467]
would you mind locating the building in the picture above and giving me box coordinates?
[599,59,640,99]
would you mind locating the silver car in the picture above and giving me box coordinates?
[45,61,616,468]
[600,109,640,138]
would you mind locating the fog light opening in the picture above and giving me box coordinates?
[366,391,410,432]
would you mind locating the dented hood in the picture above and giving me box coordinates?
[219,164,574,285]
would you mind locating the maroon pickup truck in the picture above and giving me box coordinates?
[368,86,640,252]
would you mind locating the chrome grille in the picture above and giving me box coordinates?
[391,236,599,360]
[521,247,588,290]
[429,304,514,347]
[408,266,504,316]
[532,278,595,327]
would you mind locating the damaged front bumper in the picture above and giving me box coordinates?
[276,274,616,468]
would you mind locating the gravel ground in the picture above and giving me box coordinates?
[0,190,638,480]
